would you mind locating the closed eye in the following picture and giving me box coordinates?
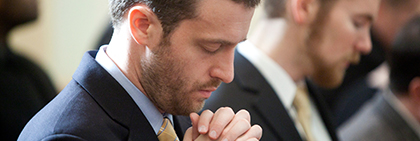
[201,43,222,53]
[353,15,373,29]
[196,38,245,53]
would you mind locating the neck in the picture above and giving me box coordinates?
[106,28,148,97]
[107,24,166,114]
[249,18,312,83]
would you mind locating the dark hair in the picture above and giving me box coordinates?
[384,0,411,7]
[264,0,336,18]
[388,15,420,94]
[109,0,260,39]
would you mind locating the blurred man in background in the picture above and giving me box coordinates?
[203,0,380,140]
[340,15,420,141]
[0,0,56,140]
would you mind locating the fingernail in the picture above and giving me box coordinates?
[198,125,206,133]
[222,138,228,141]
[210,130,217,138]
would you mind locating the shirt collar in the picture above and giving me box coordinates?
[95,46,171,134]
[237,40,297,110]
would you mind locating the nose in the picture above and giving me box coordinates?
[356,31,372,55]
[209,48,235,83]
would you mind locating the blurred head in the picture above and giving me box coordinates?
[0,0,38,30]
[373,0,420,50]
[309,0,380,88]
[112,0,259,115]
[295,0,380,88]
[263,0,379,88]
[389,16,420,123]
[389,16,420,94]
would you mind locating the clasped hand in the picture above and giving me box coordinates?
[184,107,262,141]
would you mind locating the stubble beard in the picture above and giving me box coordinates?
[305,15,346,88]
[140,43,222,116]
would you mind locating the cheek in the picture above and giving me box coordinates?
[322,21,356,64]
[172,48,210,88]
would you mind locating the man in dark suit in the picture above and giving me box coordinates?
[0,0,56,140]
[203,0,380,140]
[18,0,262,140]
[339,15,420,141]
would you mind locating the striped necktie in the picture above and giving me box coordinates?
[157,117,179,141]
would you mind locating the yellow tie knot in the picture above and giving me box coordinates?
[157,118,179,141]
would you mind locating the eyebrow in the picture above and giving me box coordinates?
[355,14,374,24]
[200,38,247,46]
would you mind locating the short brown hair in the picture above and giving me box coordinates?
[264,0,336,18]
[384,0,412,7]
[109,0,260,39]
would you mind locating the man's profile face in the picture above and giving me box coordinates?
[308,0,380,88]
[140,0,255,115]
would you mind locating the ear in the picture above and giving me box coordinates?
[408,77,420,102]
[290,0,319,24]
[128,5,162,47]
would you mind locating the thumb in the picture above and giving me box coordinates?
[183,127,193,141]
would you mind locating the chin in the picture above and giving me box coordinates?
[311,70,345,89]
[193,101,206,112]
[315,79,343,89]
[185,101,206,114]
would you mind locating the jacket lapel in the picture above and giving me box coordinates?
[173,115,191,139]
[72,51,158,141]
[234,51,302,141]
[306,80,338,141]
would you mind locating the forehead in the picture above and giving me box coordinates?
[333,0,380,18]
[178,0,254,44]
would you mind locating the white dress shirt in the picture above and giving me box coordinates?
[238,41,331,141]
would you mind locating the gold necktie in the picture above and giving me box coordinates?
[293,86,315,141]
[157,118,179,141]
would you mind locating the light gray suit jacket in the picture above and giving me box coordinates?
[339,91,420,141]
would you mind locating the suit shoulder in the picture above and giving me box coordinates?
[339,97,400,141]
[19,80,128,140]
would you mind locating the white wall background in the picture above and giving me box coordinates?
[9,0,110,90]
[8,0,264,91]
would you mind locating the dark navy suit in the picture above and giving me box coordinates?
[18,51,190,141]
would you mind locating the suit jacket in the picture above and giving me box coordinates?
[0,43,56,141]
[18,51,190,141]
[339,91,420,141]
[203,51,338,141]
